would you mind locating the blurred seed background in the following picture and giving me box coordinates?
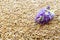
[0,0,60,40]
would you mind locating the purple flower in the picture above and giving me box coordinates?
[35,6,55,24]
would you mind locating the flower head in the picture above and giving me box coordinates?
[35,6,55,24]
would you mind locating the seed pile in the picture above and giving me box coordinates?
[0,0,60,40]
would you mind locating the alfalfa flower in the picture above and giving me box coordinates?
[35,6,55,24]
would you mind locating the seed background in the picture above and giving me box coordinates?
[0,0,60,40]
